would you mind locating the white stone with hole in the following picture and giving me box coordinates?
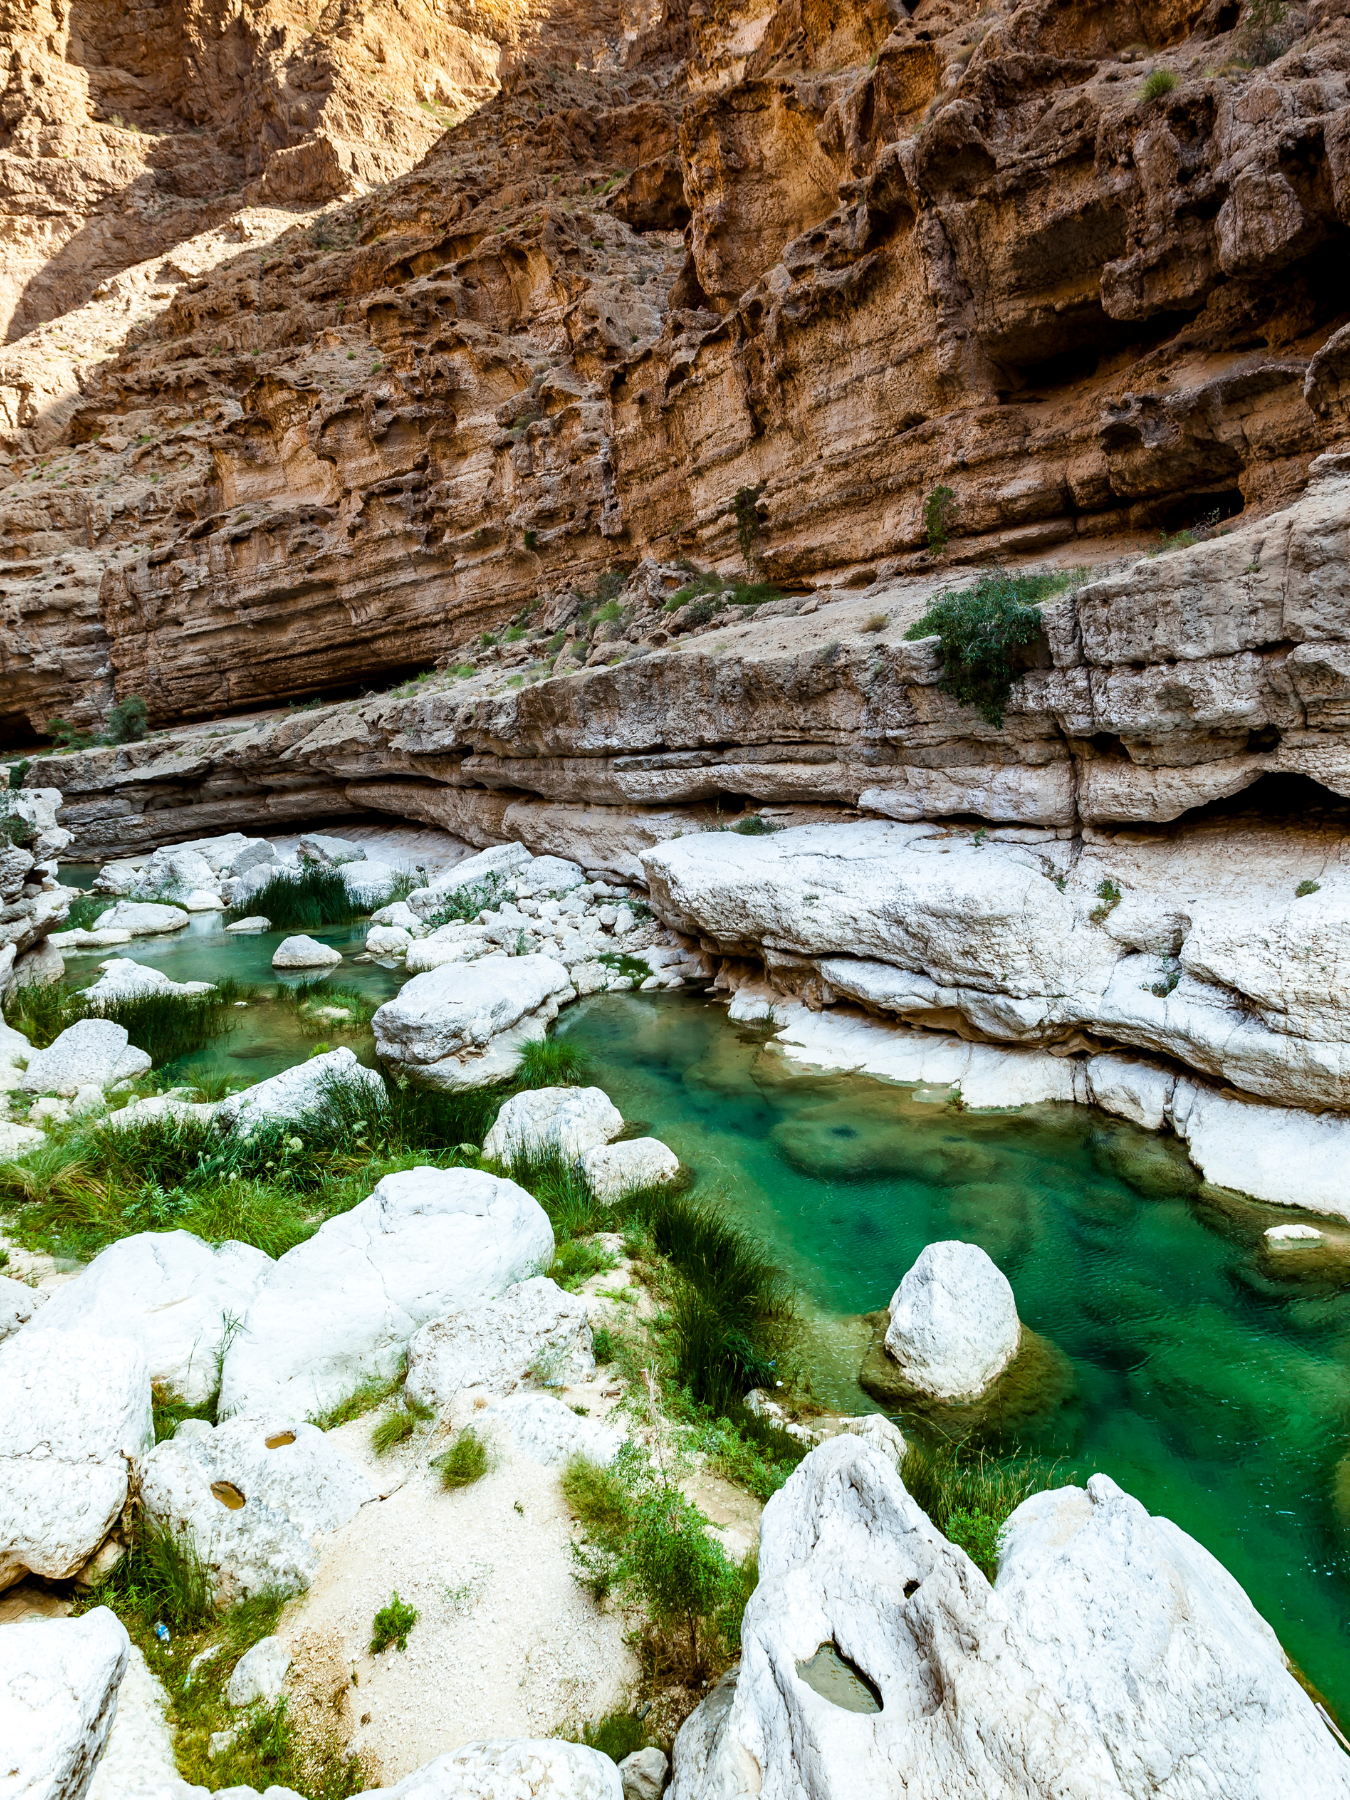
[138,1416,375,1605]
[1,1607,130,1800]
[483,1085,623,1165]
[217,1166,555,1421]
[24,1231,273,1407]
[883,1240,1021,1401]
[406,1276,596,1406]
[579,1137,680,1203]
[372,955,574,1090]
[271,935,342,970]
[0,1328,152,1590]
[21,1017,152,1095]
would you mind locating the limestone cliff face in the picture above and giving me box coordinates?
[5,0,1350,738]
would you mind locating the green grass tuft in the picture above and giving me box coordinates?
[228,865,358,931]
[515,1035,591,1087]
[370,1591,419,1653]
[900,1438,1075,1581]
[1140,67,1180,101]
[433,1426,491,1489]
[371,1394,434,1455]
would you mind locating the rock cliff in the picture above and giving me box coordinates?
[4,0,1350,735]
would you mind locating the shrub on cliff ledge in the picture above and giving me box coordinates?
[905,567,1078,728]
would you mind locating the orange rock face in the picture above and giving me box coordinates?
[2,0,1350,740]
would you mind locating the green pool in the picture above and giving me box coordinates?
[556,992,1350,1720]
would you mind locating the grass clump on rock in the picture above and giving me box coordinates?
[904,566,1082,727]
[230,865,358,931]
[516,1034,591,1087]
[371,1393,434,1455]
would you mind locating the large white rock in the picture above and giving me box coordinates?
[23,1232,273,1407]
[86,1644,182,1800]
[0,1271,42,1341]
[996,1473,1350,1800]
[21,1017,152,1095]
[0,1328,152,1589]
[482,1392,624,1467]
[0,1119,44,1156]
[366,924,412,956]
[91,901,190,936]
[215,1047,385,1130]
[373,955,574,1090]
[129,847,219,905]
[579,1138,680,1203]
[671,1435,1124,1800]
[483,1085,624,1165]
[83,959,215,1002]
[383,1740,623,1798]
[405,841,534,922]
[298,833,366,867]
[883,1240,1021,1401]
[271,934,342,970]
[406,1276,596,1406]
[1,1608,130,1800]
[225,1636,291,1709]
[342,860,399,908]
[139,1415,375,1604]
[217,1166,554,1420]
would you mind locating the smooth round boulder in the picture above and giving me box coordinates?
[272,934,342,970]
[883,1240,1020,1401]
[21,1017,151,1095]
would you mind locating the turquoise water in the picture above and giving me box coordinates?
[557,993,1350,1718]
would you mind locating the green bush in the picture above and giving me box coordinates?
[45,716,95,752]
[904,567,1075,727]
[665,572,783,614]
[7,759,29,789]
[1296,879,1321,897]
[433,1426,491,1489]
[64,892,109,931]
[562,1452,633,1538]
[591,1324,616,1364]
[924,484,955,554]
[578,1712,651,1763]
[621,1485,739,1675]
[900,1439,1074,1581]
[1089,878,1122,924]
[229,865,358,931]
[104,695,149,743]
[516,1035,591,1087]
[422,870,508,928]
[370,1591,418,1652]
[0,803,37,847]
[1140,67,1179,101]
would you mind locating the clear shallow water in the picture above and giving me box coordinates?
[557,992,1350,1718]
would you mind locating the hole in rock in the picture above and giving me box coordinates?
[1165,770,1350,834]
[1157,488,1244,534]
[796,1642,884,1713]
[211,1480,246,1510]
[265,1431,296,1448]
[903,1579,921,1598]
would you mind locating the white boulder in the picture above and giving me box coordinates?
[129,847,218,904]
[996,1472,1350,1800]
[1,1608,130,1800]
[217,1166,554,1420]
[84,959,214,1001]
[366,924,412,956]
[0,1119,44,1155]
[225,916,270,934]
[384,1740,622,1798]
[373,955,574,1089]
[216,1047,384,1130]
[482,1391,624,1467]
[670,1435,1122,1800]
[579,1137,680,1203]
[139,1415,375,1604]
[298,833,366,867]
[618,1748,669,1800]
[91,901,190,936]
[92,860,142,896]
[86,1643,181,1800]
[0,1328,152,1589]
[483,1085,623,1165]
[405,841,534,922]
[225,1635,291,1709]
[342,860,398,907]
[883,1240,1021,1401]
[520,855,587,894]
[406,1276,596,1406]
[21,1017,152,1096]
[0,1271,42,1341]
[24,1232,273,1407]
[370,900,423,932]
[271,934,342,970]
[404,931,485,975]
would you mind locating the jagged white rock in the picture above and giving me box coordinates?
[216,1046,385,1130]
[406,1276,596,1405]
[0,1328,152,1589]
[579,1137,680,1203]
[21,1016,152,1095]
[618,1747,670,1800]
[383,1739,623,1798]
[405,841,534,921]
[298,834,366,866]
[139,1416,375,1605]
[482,1392,624,1467]
[884,1240,1021,1400]
[996,1473,1350,1800]
[23,1231,273,1407]
[482,1085,624,1164]
[1,1608,130,1800]
[87,1643,181,1800]
[373,955,574,1089]
[217,1166,554,1420]
[129,846,219,904]
[271,934,342,970]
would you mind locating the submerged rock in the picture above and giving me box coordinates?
[373,955,574,1089]
[0,1327,152,1589]
[139,1415,375,1604]
[23,1231,272,1407]
[217,1166,554,1420]
[482,1085,624,1164]
[1,1608,130,1800]
[406,1276,596,1405]
[883,1241,1021,1402]
[271,933,342,969]
[21,1016,152,1095]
